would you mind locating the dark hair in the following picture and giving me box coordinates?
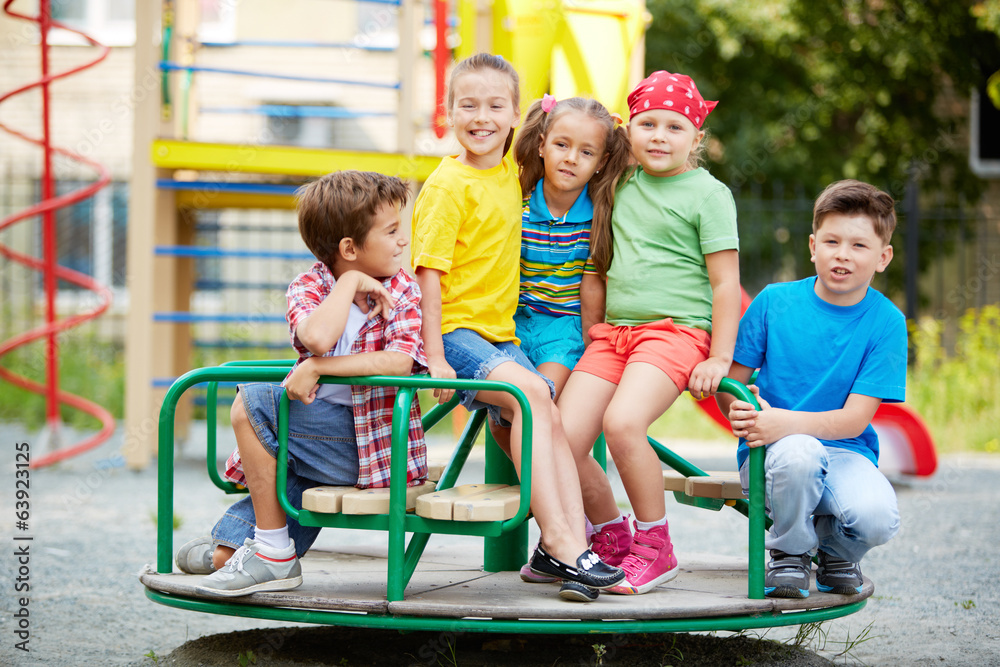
[513,97,631,277]
[295,171,409,268]
[813,179,896,244]
[447,53,521,155]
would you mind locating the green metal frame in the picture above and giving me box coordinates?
[145,588,866,633]
[152,367,862,631]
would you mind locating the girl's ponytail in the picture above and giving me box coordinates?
[513,100,547,196]
[588,123,632,278]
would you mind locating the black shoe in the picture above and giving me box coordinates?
[816,550,863,595]
[558,581,599,602]
[764,550,811,599]
[529,544,626,589]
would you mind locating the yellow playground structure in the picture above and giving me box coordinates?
[124,0,648,468]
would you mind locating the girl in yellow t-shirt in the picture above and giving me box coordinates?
[411,53,625,600]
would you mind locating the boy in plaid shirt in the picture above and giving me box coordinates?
[176,171,427,597]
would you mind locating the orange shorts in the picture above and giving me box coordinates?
[574,318,712,392]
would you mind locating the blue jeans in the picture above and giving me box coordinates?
[739,434,900,563]
[212,383,360,557]
[442,328,555,426]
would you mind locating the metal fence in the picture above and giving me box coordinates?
[733,181,1000,350]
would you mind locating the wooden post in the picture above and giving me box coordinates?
[124,0,169,469]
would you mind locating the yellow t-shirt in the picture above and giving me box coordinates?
[411,155,522,343]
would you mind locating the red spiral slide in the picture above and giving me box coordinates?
[693,288,937,477]
[0,0,115,468]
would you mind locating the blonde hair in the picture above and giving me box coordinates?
[513,97,631,277]
[447,53,521,155]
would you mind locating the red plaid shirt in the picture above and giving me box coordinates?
[224,263,428,489]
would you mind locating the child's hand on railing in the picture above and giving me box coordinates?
[688,356,731,400]
[285,357,322,405]
[728,384,776,447]
[426,355,457,403]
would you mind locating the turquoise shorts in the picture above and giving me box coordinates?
[513,306,586,371]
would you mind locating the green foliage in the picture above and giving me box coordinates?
[143,650,159,663]
[0,332,124,429]
[644,0,1000,202]
[435,636,458,667]
[956,598,977,609]
[237,649,257,666]
[908,306,1000,452]
[786,620,878,662]
[592,643,608,666]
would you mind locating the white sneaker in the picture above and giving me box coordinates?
[196,538,302,597]
[175,536,216,574]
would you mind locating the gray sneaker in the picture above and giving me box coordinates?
[196,538,302,597]
[816,550,863,595]
[175,536,216,574]
[764,550,811,598]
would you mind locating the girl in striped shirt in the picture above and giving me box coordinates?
[510,95,631,396]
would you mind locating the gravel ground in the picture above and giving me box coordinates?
[0,421,998,666]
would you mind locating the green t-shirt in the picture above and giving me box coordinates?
[606,167,739,331]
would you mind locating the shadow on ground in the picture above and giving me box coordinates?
[147,626,835,666]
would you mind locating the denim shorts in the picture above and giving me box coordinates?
[212,383,360,556]
[513,306,586,371]
[442,328,555,426]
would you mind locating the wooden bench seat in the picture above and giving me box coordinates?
[300,461,447,515]
[302,481,437,514]
[663,470,745,500]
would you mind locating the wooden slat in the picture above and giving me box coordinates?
[453,485,521,522]
[663,471,688,493]
[301,486,355,514]
[341,481,436,515]
[663,471,745,500]
[426,462,446,483]
[686,473,744,500]
[415,483,508,520]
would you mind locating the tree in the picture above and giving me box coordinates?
[644,0,1000,203]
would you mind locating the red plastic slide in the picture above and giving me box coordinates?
[693,287,937,477]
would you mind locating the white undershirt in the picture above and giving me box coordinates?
[312,303,367,407]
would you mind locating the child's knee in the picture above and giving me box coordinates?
[230,395,249,428]
[767,435,825,476]
[601,410,643,445]
[849,500,900,549]
[522,373,554,405]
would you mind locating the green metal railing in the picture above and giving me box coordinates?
[156,369,768,604]
[157,367,534,602]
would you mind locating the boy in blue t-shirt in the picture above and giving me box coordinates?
[717,180,906,599]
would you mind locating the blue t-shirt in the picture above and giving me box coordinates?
[733,278,908,469]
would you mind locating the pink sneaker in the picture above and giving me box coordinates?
[589,515,633,567]
[606,522,678,595]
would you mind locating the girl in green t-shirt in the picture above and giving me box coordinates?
[559,71,742,596]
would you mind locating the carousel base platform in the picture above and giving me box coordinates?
[141,547,872,634]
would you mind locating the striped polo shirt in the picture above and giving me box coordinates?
[518,180,597,317]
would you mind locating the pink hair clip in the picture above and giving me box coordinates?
[610,112,623,126]
[540,94,557,113]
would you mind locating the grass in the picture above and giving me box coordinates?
[2,306,998,453]
[907,305,1000,453]
[0,330,124,431]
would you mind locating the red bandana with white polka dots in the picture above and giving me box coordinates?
[627,71,718,128]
